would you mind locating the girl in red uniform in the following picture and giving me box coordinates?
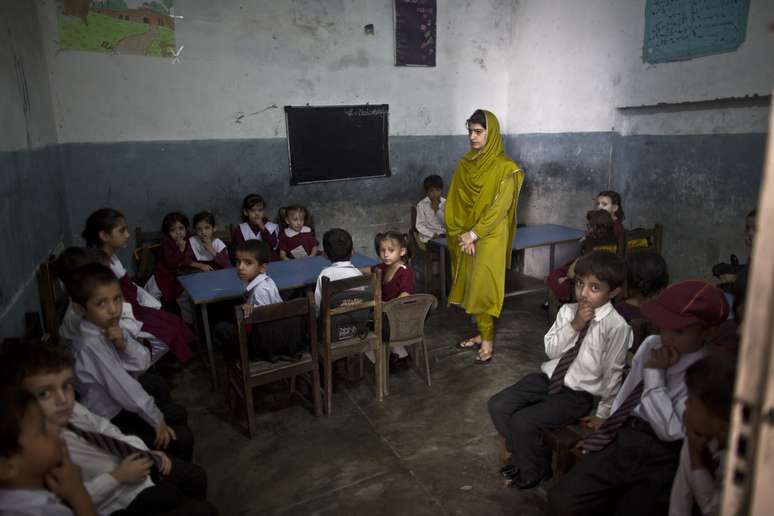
[277,205,319,260]
[231,194,279,259]
[189,211,231,270]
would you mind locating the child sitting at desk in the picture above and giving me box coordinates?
[314,228,362,311]
[190,211,231,270]
[231,194,280,258]
[278,205,319,260]
[596,190,625,239]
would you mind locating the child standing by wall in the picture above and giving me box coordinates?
[0,387,97,516]
[489,251,632,490]
[231,194,279,258]
[190,211,231,270]
[548,280,729,516]
[278,205,319,260]
[415,174,446,245]
[669,350,736,516]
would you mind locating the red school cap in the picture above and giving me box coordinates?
[640,280,729,330]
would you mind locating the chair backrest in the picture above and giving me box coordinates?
[234,292,318,373]
[382,294,438,345]
[37,255,68,340]
[624,223,663,255]
[319,271,382,343]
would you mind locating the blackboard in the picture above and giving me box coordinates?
[394,0,436,67]
[284,105,390,185]
[643,0,750,63]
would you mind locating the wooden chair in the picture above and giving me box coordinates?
[37,255,68,341]
[381,294,438,396]
[228,292,321,438]
[408,205,441,293]
[318,272,383,415]
[543,424,592,479]
[624,223,663,255]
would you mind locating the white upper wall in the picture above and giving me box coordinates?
[508,0,774,134]
[36,0,513,143]
[1,2,58,151]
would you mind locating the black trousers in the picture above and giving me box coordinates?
[487,372,593,482]
[547,418,682,516]
[112,456,217,516]
[138,373,171,404]
[111,399,194,462]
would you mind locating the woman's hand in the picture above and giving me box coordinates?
[458,232,477,256]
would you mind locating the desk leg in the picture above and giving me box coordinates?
[439,246,447,307]
[201,304,217,390]
[549,243,556,271]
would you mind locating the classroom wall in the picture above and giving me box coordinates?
[509,0,773,280]
[0,1,67,337]
[35,0,514,261]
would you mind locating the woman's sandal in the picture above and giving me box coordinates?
[475,348,493,364]
[457,337,482,350]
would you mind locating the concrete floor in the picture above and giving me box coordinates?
[171,292,553,516]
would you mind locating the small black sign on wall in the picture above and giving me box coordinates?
[394,0,436,67]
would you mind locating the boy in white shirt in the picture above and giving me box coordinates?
[0,387,96,516]
[548,280,729,516]
[314,228,362,311]
[488,251,631,490]
[236,240,282,316]
[63,263,194,463]
[669,351,735,516]
[2,341,217,516]
[415,174,446,245]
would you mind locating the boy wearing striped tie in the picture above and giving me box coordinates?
[547,280,729,516]
[488,251,632,490]
[2,340,217,516]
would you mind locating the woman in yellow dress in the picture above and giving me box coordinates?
[445,109,525,364]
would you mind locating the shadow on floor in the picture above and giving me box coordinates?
[172,292,553,515]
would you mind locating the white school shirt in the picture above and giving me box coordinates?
[415,196,446,243]
[669,439,724,516]
[64,402,154,515]
[108,255,161,309]
[612,335,708,442]
[72,319,164,427]
[314,261,363,313]
[541,302,632,418]
[60,303,151,374]
[245,273,282,307]
[0,489,73,516]
[189,235,227,261]
[240,221,279,243]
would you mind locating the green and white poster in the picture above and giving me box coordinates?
[57,0,177,57]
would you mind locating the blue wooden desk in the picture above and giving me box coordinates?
[430,224,584,306]
[179,253,378,387]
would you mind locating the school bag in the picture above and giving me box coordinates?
[329,289,373,342]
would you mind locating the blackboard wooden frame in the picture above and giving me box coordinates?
[284,104,391,185]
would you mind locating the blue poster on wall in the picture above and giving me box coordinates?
[643,0,751,63]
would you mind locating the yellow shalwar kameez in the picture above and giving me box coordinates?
[445,111,524,341]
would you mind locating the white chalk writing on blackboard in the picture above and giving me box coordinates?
[344,107,389,117]
[643,0,750,63]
